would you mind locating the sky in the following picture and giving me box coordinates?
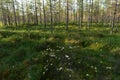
[17,0,21,3]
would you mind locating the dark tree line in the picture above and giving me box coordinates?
[0,0,120,33]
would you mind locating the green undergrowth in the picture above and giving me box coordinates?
[0,26,120,80]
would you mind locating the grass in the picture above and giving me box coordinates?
[0,25,120,80]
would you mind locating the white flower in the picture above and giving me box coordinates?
[28,73,31,79]
[78,61,81,64]
[46,48,49,51]
[58,67,63,71]
[100,61,103,63]
[106,67,112,70]
[94,67,97,70]
[50,63,53,66]
[50,54,56,57]
[65,55,69,58]
[12,66,15,68]
[46,68,48,71]
[43,72,45,75]
[46,60,48,62]
[86,74,89,76]
[69,75,72,77]
[68,63,71,65]
[61,47,65,50]
[65,55,71,60]
[58,57,61,60]
[95,69,97,72]
[69,46,72,49]
[44,66,47,69]
[66,68,72,72]
[57,50,60,51]
[90,66,94,68]
[77,46,80,48]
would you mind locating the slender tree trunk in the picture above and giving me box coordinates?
[110,0,118,34]
[73,9,76,24]
[66,0,69,30]
[88,0,91,29]
[78,0,83,28]
[91,0,93,27]
[35,0,38,25]
[16,4,20,25]
[59,0,61,25]
[21,0,25,25]
[12,0,17,26]
[39,1,42,25]
[7,4,11,26]
[43,0,46,28]
[76,12,77,24]
[78,2,81,28]
[0,1,3,25]
[49,0,53,30]
[80,0,84,28]
[26,0,30,25]
[101,12,104,27]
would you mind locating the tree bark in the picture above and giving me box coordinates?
[66,0,69,30]
[12,0,17,26]
[43,0,46,28]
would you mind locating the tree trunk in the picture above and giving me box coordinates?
[110,0,118,34]
[12,0,17,26]
[22,0,25,25]
[59,0,61,25]
[66,0,69,30]
[43,0,46,28]
[35,0,38,25]
[49,0,53,30]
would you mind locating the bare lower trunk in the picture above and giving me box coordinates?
[66,0,69,30]
[43,0,46,28]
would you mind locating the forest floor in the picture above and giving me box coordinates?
[0,25,120,80]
